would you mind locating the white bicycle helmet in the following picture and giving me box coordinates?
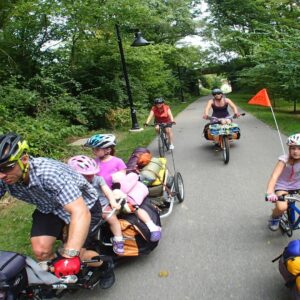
[287,133,300,146]
[84,134,116,148]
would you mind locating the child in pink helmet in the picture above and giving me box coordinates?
[266,133,300,231]
[68,155,124,255]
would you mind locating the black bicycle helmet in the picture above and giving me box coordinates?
[0,133,22,165]
[212,88,223,96]
[154,97,164,105]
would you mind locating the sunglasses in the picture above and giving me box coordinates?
[0,162,17,173]
[213,93,222,96]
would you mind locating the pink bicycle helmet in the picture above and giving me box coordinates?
[68,155,99,175]
[287,134,300,146]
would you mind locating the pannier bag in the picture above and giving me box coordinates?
[100,198,161,257]
[203,123,213,140]
[140,158,167,186]
[126,147,151,173]
[0,251,28,299]
[208,123,241,139]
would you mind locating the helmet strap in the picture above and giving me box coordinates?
[17,154,30,180]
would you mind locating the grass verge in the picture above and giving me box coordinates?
[229,91,300,136]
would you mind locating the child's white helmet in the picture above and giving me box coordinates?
[287,133,300,146]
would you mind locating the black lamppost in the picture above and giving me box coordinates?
[115,24,150,131]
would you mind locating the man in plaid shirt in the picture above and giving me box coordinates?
[0,133,114,289]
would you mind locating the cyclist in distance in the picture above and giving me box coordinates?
[266,133,300,231]
[203,88,240,124]
[144,97,176,150]
[0,133,115,289]
[203,88,240,148]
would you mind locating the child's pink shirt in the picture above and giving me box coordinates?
[95,156,126,188]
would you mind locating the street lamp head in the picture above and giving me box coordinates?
[131,31,150,47]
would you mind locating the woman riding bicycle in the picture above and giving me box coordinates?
[203,88,240,124]
[203,88,240,148]
[144,97,176,150]
[266,133,300,231]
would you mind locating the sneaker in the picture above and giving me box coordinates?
[169,144,175,150]
[268,216,281,231]
[98,259,115,289]
[113,240,124,255]
[150,227,162,242]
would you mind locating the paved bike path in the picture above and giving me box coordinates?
[68,96,292,300]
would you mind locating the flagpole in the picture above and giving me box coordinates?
[269,105,286,155]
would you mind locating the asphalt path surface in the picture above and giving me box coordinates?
[67,96,293,300]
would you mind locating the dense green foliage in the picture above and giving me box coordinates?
[0,0,203,157]
[202,0,300,111]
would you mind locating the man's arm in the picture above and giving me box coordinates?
[63,197,91,254]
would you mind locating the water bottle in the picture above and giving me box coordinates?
[60,275,78,284]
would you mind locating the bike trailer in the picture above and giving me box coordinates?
[0,251,28,299]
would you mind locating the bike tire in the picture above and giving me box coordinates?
[158,131,165,157]
[280,211,293,237]
[174,172,185,203]
[222,136,230,164]
[163,133,170,151]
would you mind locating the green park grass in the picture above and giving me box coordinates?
[230,91,300,136]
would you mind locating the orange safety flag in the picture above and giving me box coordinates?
[248,88,271,107]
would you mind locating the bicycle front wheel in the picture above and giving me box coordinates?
[158,132,165,157]
[222,136,230,164]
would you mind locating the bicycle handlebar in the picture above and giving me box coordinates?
[207,113,246,122]
[265,194,300,202]
[145,122,176,127]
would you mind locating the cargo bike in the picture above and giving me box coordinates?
[203,114,245,164]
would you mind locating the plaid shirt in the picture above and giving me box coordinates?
[0,157,98,223]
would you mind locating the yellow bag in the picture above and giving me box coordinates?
[286,257,300,276]
[140,157,166,186]
[151,158,167,186]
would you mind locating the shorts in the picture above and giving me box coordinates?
[155,122,172,128]
[30,201,102,248]
[99,196,109,207]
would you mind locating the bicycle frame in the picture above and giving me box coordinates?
[287,201,300,229]
[147,123,174,157]
[277,194,300,237]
